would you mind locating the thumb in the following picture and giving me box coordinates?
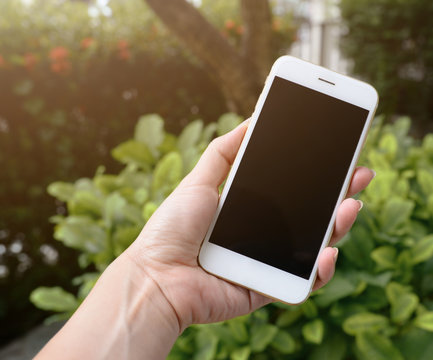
[182,119,250,190]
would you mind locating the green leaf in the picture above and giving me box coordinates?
[302,319,324,344]
[142,202,158,222]
[47,181,75,202]
[343,312,390,335]
[340,225,375,269]
[397,328,433,360]
[391,293,419,324]
[122,204,144,225]
[275,308,302,327]
[230,346,250,360]
[414,312,433,332]
[194,329,218,360]
[135,114,165,153]
[217,113,242,136]
[76,273,99,300]
[386,282,410,303]
[181,146,201,174]
[356,332,404,360]
[200,123,217,146]
[43,312,73,325]
[357,271,393,287]
[301,299,318,318]
[159,133,178,155]
[112,140,154,169]
[314,272,357,307]
[411,235,433,264]
[204,323,237,348]
[54,216,107,253]
[365,170,397,202]
[250,323,278,352]
[417,169,433,197]
[94,174,120,194]
[270,330,296,354]
[379,197,414,234]
[177,120,203,152]
[152,152,182,197]
[386,282,419,323]
[378,133,398,161]
[112,225,141,256]
[104,192,127,227]
[30,287,78,312]
[308,333,347,360]
[355,286,389,311]
[68,191,104,218]
[371,246,397,270]
[134,188,149,205]
[227,318,248,343]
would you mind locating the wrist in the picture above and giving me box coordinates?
[37,254,180,360]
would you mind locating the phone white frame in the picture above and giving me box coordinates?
[199,56,378,304]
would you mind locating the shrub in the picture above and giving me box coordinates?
[32,114,433,359]
[30,112,242,322]
[0,0,225,343]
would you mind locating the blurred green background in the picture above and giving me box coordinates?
[1,0,433,359]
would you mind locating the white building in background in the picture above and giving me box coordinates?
[288,0,350,74]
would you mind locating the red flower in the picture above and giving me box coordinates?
[49,46,71,74]
[236,25,244,35]
[117,40,128,50]
[225,19,235,30]
[49,46,69,61]
[117,40,131,60]
[81,37,95,50]
[0,55,5,68]
[24,53,37,70]
[118,49,131,60]
[51,61,71,74]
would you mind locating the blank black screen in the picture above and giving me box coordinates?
[209,76,369,279]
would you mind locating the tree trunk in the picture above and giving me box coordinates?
[240,0,273,82]
[144,0,272,117]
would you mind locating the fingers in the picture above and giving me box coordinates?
[312,247,338,291]
[313,168,375,291]
[328,198,362,246]
[182,120,250,190]
[346,167,375,198]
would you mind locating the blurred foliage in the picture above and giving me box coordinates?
[340,0,433,134]
[30,112,242,321]
[32,115,433,359]
[0,0,223,344]
[0,0,298,345]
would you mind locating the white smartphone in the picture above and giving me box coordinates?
[198,56,378,304]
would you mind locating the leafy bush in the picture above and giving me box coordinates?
[32,114,433,359]
[0,0,224,343]
[30,112,242,321]
[340,0,433,134]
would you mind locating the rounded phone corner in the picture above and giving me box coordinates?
[271,55,297,72]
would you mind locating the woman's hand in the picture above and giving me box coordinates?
[37,119,374,360]
[126,119,375,332]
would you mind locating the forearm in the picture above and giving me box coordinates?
[36,254,180,360]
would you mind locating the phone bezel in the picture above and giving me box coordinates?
[198,56,378,304]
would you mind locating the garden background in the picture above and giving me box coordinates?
[1,0,433,359]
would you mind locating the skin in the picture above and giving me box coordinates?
[36,120,375,360]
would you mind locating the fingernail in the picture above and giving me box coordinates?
[357,200,364,212]
[333,247,339,262]
[371,169,376,178]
